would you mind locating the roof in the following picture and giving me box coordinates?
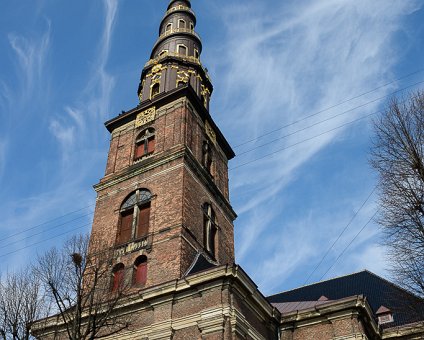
[185,252,217,276]
[267,270,424,328]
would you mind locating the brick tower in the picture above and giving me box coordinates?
[33,2,281,339]
[90,0,236,289]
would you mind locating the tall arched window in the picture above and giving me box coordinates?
[111,263,125,292]
[117,189,152,245]
[165,23,172,32]
[203,203,217,258]
[133,256,148,286]
[134,128,155,161]
[202,141,212,173]
[178,19,186,28]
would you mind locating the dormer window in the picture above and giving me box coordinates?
[376,306,394,325]
[117,189,152,245]
[178,19,186,29]
[134,128,155,161]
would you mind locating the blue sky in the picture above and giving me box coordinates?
[0,0,423,296]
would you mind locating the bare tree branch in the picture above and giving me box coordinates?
[32,234,133,339]
[371,90,424,298]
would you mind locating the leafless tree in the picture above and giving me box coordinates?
[32,234,132,339]
[0,269,45,340]
[371,90,424,298]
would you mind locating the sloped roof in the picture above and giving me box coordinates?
[267,270,424,328]
[185,252,217,276]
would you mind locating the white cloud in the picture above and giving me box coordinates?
[50,0,118,156]
[8,21,50,103]
[208,0,421,292]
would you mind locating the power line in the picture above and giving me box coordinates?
[0,202,96,243]
[0,222,92,259]
[233,69,424,148]
[0,211,94,250]
[229,92,418,171]
[229,110,375,171]
[303,186,377,285]
[319,210,379,281]
[235,80,424,157]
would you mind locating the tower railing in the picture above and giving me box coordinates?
[144,51,212,83]
[164,5,195,18]
[156,28,201,44]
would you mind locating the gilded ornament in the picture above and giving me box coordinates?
[135,107,156,127]
[152,64,164,74]
[177,70,190,83]
[205,121,217,145]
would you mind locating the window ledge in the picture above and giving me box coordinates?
[134,153,154,163]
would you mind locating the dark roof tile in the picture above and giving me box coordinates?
[267,270,424,328]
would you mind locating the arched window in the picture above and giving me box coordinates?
[117,189,152,245]
[194,49,199,59]
[190,22,194,30]
[159,49,168,57]
[133,256,147,286]
[134,128,155,161]
[165,23,172,32]
[202,141,212,173]
[151,83,160,99]
[177,44,187,56]
[203,203,217,258]
[111,263,125,292]
[178,19,186,29]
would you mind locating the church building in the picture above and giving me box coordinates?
[33,1,424,339]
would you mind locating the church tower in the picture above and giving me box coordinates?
[90,0,237,289]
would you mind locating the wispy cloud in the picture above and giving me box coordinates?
[49,0,118,154]
[0,1,119,271]
[208,0,422,291]
[8,21,51,103]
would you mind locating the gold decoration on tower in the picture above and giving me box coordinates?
[205,121,216,145]
[135,107,156,127]
[177,70,190,85]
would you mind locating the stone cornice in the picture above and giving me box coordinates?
[382,321,424,338]
[32,265,280,338]
[280,295,380,337]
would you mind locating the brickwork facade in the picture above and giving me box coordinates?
[31,1,424,339]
